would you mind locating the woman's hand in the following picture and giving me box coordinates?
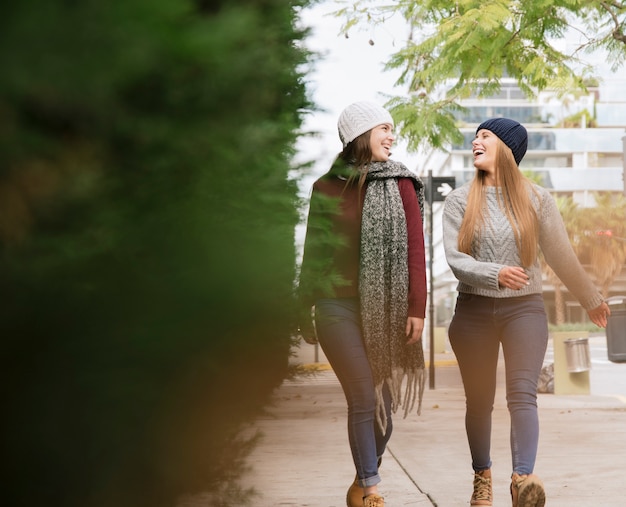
[587,301,611,328]
[498,266,530,290]
[405,317,424,345]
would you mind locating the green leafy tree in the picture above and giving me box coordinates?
[0,1,310,506]
[333,0,626,150]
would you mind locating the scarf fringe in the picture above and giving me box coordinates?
[374,383,388,435]
[374,366,426,434]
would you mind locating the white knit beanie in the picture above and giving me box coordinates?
[337,101,394,147]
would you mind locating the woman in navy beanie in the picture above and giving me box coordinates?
[442,118,610,506]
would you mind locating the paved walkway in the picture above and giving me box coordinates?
[242,338,626,506]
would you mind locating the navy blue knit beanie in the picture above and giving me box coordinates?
[476,118,528,165]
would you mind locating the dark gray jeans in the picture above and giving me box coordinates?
[449,293,548,475]
[315,298,392,488]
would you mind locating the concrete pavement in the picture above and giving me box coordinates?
[242,336,626,506]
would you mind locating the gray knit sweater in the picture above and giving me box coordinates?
[442,182,604,311]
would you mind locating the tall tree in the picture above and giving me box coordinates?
[333,0,626,150]
[0,1,310,506]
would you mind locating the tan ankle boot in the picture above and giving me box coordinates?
[346,477,363,507]
[347,458,382,507]
[471,469,493,505]
[510,473,545,507]
[363,494,384,507]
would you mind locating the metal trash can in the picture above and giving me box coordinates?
[564,337,591,373]
[606,296,626,363]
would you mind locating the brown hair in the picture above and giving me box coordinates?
[329,130,372,192]
[458,139,539,267]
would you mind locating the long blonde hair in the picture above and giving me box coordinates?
[458,139,539,267]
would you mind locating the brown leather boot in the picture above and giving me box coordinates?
[510,473,546,507]
[471,469,493,505]
[346,477,363,507]
[347,458,382,507]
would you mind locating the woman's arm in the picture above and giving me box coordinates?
[538,189,604,311]
[398,178,427,319]
[442,189,503,291]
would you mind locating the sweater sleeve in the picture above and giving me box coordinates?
[399,178,427,318]
[537,189,604,310]
[442,187,503,291]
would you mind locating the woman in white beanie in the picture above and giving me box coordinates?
[298,102,427,507]
[442,118,610,507]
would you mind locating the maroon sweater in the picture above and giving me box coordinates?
[300,174,427,319]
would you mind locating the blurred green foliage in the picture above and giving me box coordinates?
[0,1,310,506]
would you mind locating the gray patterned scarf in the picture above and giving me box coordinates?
[359,160,425,433]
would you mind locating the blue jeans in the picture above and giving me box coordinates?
[448,293,548,475]
[314,298,392,488]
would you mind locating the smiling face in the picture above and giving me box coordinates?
[472,128,500,184]
[369,123,394,162]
